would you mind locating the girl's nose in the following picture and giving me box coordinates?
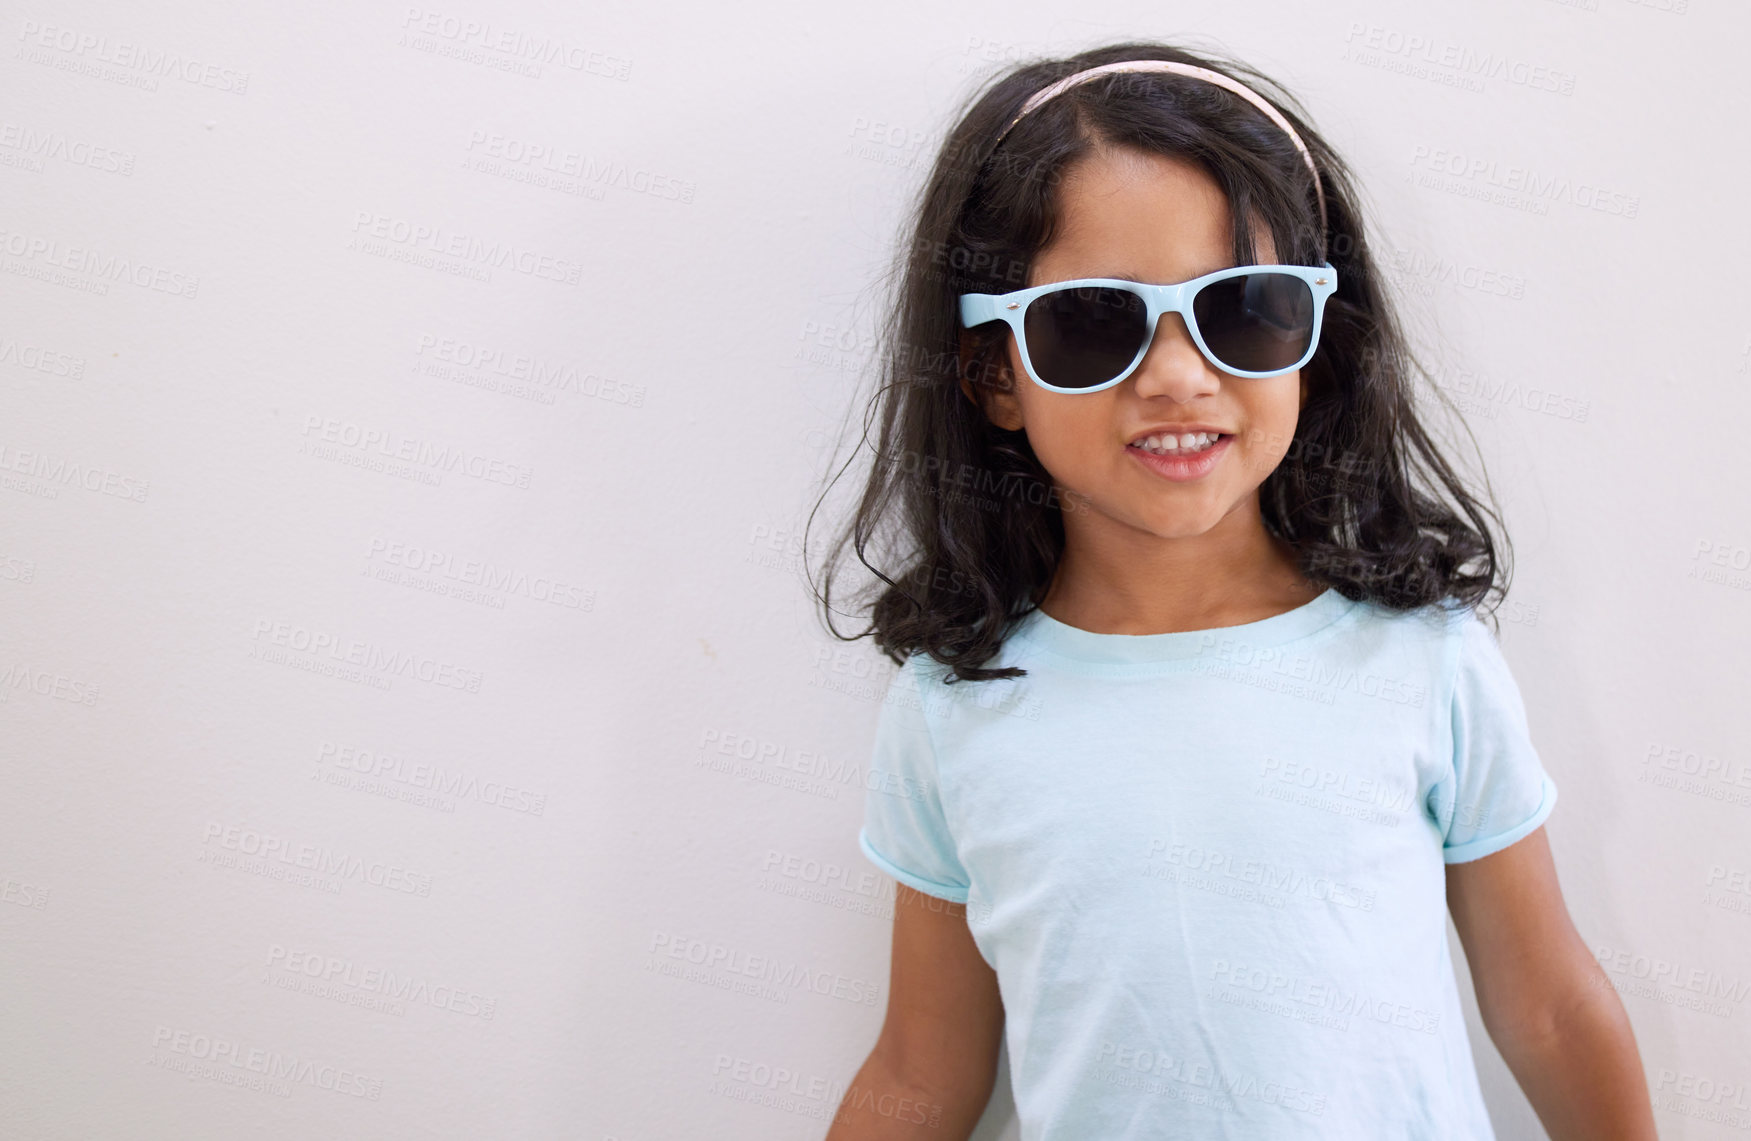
[1127,313,1223,400]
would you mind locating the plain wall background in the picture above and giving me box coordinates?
[3,1,1748,1137]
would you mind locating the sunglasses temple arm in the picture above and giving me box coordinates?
[959,293,1004,329]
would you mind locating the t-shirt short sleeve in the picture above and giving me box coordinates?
[1430,609,1559,863]
[857,655,972,904]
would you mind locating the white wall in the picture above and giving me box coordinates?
[3,1,1745,1138]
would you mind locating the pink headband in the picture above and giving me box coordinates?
[991,59,1328,232]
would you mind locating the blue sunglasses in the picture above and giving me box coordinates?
[959,262,1339,393]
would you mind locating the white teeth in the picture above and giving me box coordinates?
[1133,431,1221,456]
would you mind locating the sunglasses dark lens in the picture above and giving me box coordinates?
[1023,286,1148,389]
[1192,273,1316,374]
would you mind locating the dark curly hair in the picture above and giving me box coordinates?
[806,39,1513,684]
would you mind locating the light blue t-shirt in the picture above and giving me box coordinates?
[857,587,1557,1140]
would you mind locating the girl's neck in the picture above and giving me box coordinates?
[1036,506,1319,637]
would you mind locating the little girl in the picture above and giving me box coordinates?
[813,41,1657,1141]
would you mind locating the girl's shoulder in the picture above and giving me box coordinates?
[1313,592,1491,674]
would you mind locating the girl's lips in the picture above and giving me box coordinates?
[1126,434,1233,482]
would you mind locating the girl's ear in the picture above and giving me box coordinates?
[957,329,1026,431]
[1299,371,1309,411]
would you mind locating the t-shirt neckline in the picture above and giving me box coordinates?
[1011,586,1357,666]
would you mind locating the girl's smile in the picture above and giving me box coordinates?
[1125,429,1234,482]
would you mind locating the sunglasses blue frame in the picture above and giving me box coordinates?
[958,261,1339,393]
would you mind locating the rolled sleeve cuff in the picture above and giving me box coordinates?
[858,827,970,903]
[1442,774,1559,864]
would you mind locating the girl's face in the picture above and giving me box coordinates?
[969,145,1306,545]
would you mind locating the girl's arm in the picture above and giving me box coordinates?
[826,884,1005,1140]
[1446,827,1658,1140]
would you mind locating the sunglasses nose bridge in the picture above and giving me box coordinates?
[1141,280,1192,329]
[1139,281,1195,343]
[1129,282,1221,387]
